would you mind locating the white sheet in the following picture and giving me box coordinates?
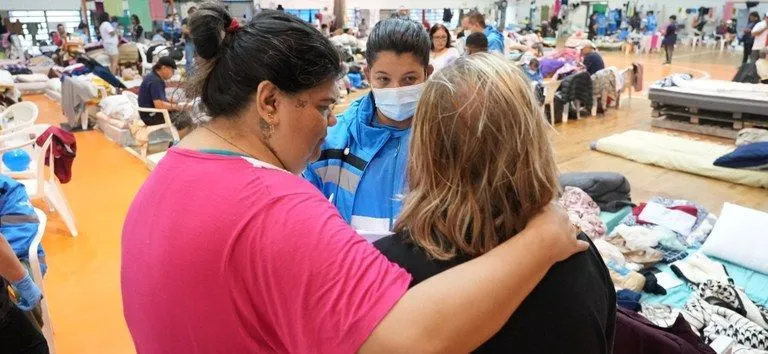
[593,130,768,189]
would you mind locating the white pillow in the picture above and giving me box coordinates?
[0,70,13,86]
[14,73,49,83]
[701,203,768,274]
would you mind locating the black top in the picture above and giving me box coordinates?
[584,51,606,75]
[374,232,617,353]
[137,71,167,125]
[0,278,10,323]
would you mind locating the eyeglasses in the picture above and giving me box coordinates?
[433,35,448,40]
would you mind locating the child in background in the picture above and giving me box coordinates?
[524,58,543,83]
[346,65,369,89]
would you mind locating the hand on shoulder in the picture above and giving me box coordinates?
[522,202,589,264]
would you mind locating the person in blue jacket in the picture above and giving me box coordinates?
[464,12,505,54]
[304,18,432,235]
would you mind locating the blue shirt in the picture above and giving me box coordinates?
[137,71,167,124]
[484,25,505,54]
[303,93,410,234]
[583,52,605,75]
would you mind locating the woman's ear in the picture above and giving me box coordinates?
[255,81,279,126]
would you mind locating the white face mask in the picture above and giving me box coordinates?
[372,83,425,122]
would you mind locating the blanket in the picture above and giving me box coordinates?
[559,172,633,212]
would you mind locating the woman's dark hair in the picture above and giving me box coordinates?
[97,12,110,25]
[188,2,341,118]
[131,15,140,24]
[78,22,87,30]
[428,23,452,50]
[669,15,677,21]
[365,18,430,68]
[750,12,760,22]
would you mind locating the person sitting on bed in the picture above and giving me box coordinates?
[373,53,617,353]
[137,56,191,131]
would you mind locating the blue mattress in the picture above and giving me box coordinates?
[641,255,768,308]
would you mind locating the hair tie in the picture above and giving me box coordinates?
[226,19,240,33]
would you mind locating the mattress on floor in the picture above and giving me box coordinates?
[649,82,768,117]
[97,118,136,146]
[14,81,48,94]
[642,256,768,309]
[592,130,768,189]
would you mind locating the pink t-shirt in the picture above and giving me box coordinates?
[122,149,411,353]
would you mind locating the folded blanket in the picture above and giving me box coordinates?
[559,172,633,212]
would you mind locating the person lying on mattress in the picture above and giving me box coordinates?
[373,53,618,353]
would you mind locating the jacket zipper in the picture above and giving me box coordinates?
[390,138,400,230]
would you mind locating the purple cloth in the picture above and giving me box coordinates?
[615,307,715,354]
[540,58,567,78]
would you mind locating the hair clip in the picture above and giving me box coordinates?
[227,19,241,33]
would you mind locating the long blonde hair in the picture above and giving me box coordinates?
[395,53,560,260]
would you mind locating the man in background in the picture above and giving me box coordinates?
[181,6,197,73]
[579,40,605,75]
[465,32,489,55]
[137,57,191,132]
[464,12,504,54]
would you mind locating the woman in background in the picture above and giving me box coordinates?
[743,12,760,64]
[130,15,144,42]
[429,23,460,73]
[375,53,616,353]
[98,12,119,74]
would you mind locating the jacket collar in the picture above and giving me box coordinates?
[346,93,410,153]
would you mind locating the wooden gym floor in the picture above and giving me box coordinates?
[26,45,766,354]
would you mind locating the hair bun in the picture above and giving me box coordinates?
[189,3,233,60]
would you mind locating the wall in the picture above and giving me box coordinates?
[3,0,80,10]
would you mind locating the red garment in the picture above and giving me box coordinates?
[614,307,715,354]
[632,203,698,225]
[35,127,76,183]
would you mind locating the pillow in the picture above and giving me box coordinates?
[713,142,768,170]
[701,203,768,274]
[13,73,49,83]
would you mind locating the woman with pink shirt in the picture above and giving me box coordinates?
[121,4,588,353]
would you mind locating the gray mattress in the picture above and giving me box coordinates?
[648,86,768,118]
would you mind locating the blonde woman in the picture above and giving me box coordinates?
[374,53,617,353]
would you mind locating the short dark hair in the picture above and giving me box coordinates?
[78,22,87,30]
[321,24,328,29]
[669,15,677,21]
[155,28,164,34]
[749,11,760,21]
[429,23,452,50]
[365,18,430,68]
[188,3,341,119]
[153,56,177,71]
[131,14,140,23]
[97,12,110,25]
[188,6,197,14]
[57,23,64,29]
[466,32,488,50]
[467,12,486,28]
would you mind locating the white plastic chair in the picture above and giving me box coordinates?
[123,91,180,161]
[0,124,50,179]
[543,80,562,126]
[0,102,38,135]
[28,208,56,354]
[18,135,78,237]
[615,67,634,109]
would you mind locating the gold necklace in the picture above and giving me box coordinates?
[202,125,254,158]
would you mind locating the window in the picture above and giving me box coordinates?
[9,10,84,47]
[285,9,320,24]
